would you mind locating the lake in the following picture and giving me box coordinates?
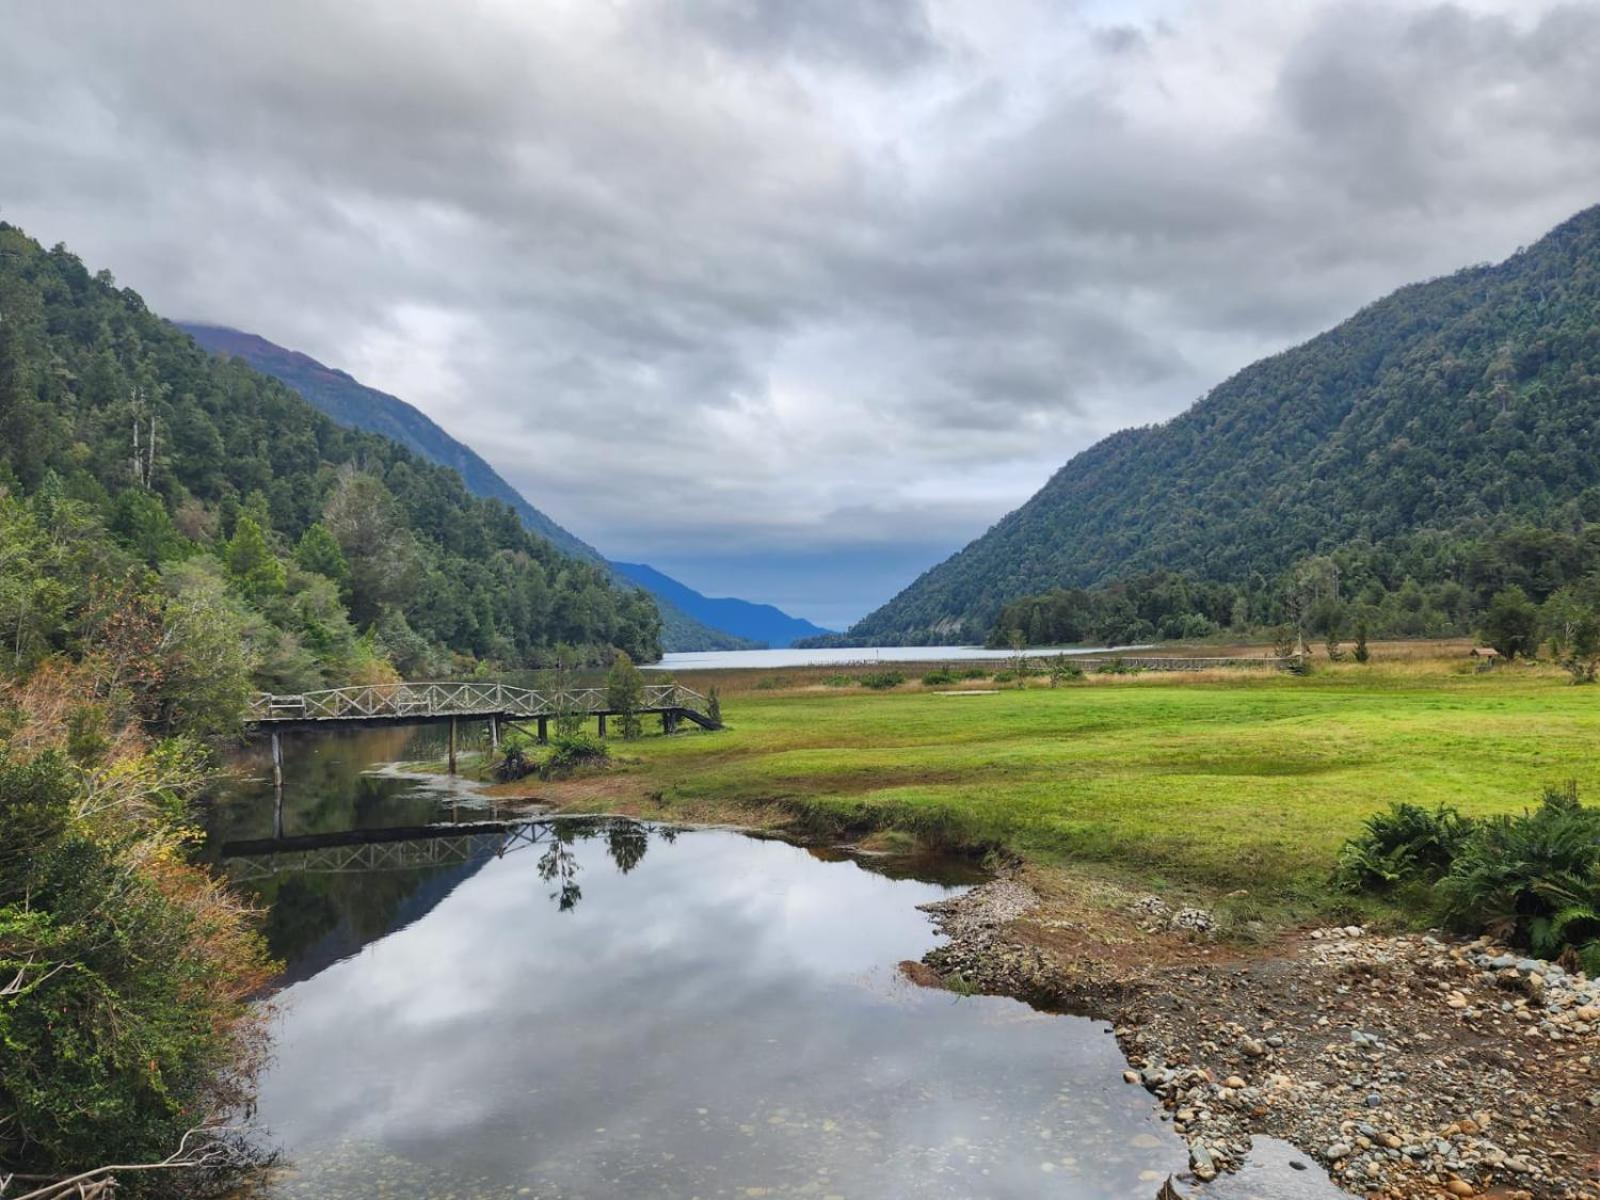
[209,729,1338,1199]
[651,645,1150,672]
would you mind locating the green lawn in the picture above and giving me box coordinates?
[617,663,1600,904]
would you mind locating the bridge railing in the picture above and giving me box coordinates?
[247,680,715,724]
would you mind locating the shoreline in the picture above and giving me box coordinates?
[498,773,1600,1200]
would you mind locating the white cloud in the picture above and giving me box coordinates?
[2,0,1597,622]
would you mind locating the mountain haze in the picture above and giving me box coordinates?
[177,324,765,652]
[611,562,831,648]
[850,204,1600,644]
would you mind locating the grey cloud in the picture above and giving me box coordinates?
[2,0,1598,624]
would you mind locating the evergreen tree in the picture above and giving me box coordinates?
[223,514,286,600]
[606,650,645,739]
[294,521,350,591]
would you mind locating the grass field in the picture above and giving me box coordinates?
[573,647,1600,917]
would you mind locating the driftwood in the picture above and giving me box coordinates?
[1,1126,236,1200]
[1156,1175,1185,1200]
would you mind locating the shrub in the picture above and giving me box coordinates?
[754,674,794,690]
[1332,802,1474,892]
[1333,785,1600,971]
[921,668,957,686]
[822,674,856,688]
[542,731,610,778]
[1094,658,1142,676]
[1438,784,1600,966]
[493,730,536,782]
[858,671,905,690]
[959,667,991,680]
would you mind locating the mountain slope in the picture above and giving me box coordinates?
[177,324,761,652]
[851,204,1600,643]
[611,562,831,647]
[0,223,661,677]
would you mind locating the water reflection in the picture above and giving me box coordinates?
[212,730,1340,1200]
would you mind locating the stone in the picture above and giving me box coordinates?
[1239,1037,1267,1058]
[1446,1180,1474,1196]
[1123,1070,1140,1085]
[1327,1143,1352,1160]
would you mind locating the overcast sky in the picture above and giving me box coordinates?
[4,1,1599,627]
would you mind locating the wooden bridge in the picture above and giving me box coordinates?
[248,680,721,734]
[245,680,722,787]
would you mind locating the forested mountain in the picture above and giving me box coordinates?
[611,562,831,647]
[176,323,759,652]
[849,204,1600,645]
[0,223,661,700]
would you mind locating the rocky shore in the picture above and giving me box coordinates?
[916,875,1600,1200]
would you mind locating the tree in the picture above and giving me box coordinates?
[321,469,421,625]
[1353,618,1371,664]
[223,514,285,600]
[605,649,645,739]
[1545,589,1600,683]
[1480,586,1541,660]
[293,521,349,591]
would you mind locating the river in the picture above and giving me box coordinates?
[208,728,1339,1199]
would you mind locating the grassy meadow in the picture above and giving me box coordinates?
[572,643,1600,916]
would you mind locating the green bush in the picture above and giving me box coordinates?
[1438,784,1600,966]
[858,671,905,690]
[542,732,610,778]
[959,667,991,680]
[1334,784,1600,969]
[1093,658,1142,675]
[493,730,537,782]
[921,668,957,686]
[822,674,856,688]
[1333,802,1473,892]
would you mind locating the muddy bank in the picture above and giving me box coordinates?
[918,874,1600,1200]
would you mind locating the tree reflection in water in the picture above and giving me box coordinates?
[535,817,675,909]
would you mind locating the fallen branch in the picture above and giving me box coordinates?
[2,1126,235,1200]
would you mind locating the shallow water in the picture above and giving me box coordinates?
[210,730,1339,1199]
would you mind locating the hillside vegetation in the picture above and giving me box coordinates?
[178,324,761,653]
[847,205,1600,645]
[0,223,661,701]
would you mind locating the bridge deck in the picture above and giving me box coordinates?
[246,681,720,731]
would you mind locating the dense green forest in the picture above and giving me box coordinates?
[0,222,661,703]
[985,521,1600,653]
[176,324,759,652]
[844,204,1600,646]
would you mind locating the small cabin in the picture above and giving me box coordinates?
[1470,646,1500,661]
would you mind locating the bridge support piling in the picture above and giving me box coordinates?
[597,714,607,739]
[448,717,458,774]
[270,730,284,793]
[537,716,549,745]
[489,717,499,751]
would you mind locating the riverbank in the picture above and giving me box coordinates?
[490,644,1600,1197]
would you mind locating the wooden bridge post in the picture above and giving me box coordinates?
[448,716,458,775]
[537,716,549,745]
[271,730,284,793]
[489,717,499,751]
[597,714,607,739]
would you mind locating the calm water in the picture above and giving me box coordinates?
[650,645,1151,672]
[209,730,1338,1199]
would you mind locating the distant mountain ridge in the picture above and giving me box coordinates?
[848,203,1600,643]
[611,562,831,648]
[177,323,781,652]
